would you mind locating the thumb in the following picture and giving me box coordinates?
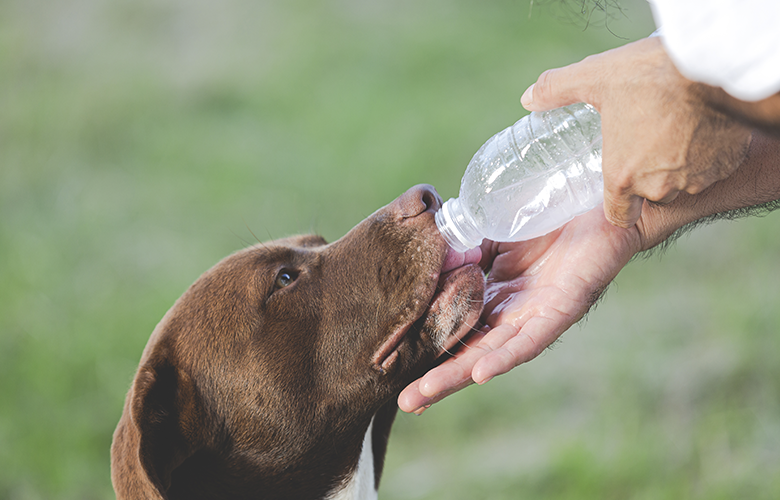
[521,63,594,112]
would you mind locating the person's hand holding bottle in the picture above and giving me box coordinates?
[521,37,753,229]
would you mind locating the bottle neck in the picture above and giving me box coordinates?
[435,197,483,252]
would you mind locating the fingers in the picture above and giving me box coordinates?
[397,330,488,414]
[521,61,595,112]
[398,319,564,414]
[472,317,558,384]
[398,323,534,414]
[397,373,474,415]
[469,324,531,384]
[603,184,687,228]
[603,191,645,228]
[520,83,541,110]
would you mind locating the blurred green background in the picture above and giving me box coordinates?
[2,0,780,498]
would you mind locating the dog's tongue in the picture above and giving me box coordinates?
[441,245,482,274]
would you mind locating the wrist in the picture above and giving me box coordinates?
[635,131,780,252]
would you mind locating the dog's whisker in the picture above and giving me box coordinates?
[456,336,472,350]
[244,219,270,247]
[231,221,262,250]
[440,345,457,357]
[450,322,486,352]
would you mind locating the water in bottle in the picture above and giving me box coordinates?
[436,103,603,252]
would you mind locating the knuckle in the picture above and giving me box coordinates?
[604,170,635,195]
[534,69,556,100]
[632,169,682,202]
[684,180,711,195]
[643,184,675,202]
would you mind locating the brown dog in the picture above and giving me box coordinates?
[111,185,485,500]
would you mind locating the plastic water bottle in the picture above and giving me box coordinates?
[435,103,603,252]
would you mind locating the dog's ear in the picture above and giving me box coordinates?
[129,351,204,496]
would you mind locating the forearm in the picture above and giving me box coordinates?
[700,86,780,132]
[639,131,780,252]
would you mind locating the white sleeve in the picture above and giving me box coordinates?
[648,0,780,101]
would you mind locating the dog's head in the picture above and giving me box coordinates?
[111,185,484,499]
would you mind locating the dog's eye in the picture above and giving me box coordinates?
[274,269,298,290]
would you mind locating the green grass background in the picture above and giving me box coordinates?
[2,0,780,498]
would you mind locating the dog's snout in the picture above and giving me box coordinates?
[397,184,442,218]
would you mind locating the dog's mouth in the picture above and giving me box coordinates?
[372,245,484,373]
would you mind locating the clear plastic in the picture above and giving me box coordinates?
[436,103,603,252]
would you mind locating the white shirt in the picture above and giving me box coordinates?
[649,0,780,101]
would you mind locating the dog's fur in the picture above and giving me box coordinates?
[111,185,485,499]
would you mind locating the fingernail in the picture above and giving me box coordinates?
[521,84,535,108]
[477,376,493,386]
[413,405,431,416]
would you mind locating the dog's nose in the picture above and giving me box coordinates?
[398,184,442,218]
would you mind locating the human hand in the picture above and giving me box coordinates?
[521,37,752,228]
[398,206,642,414]
[399,131,780,415]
